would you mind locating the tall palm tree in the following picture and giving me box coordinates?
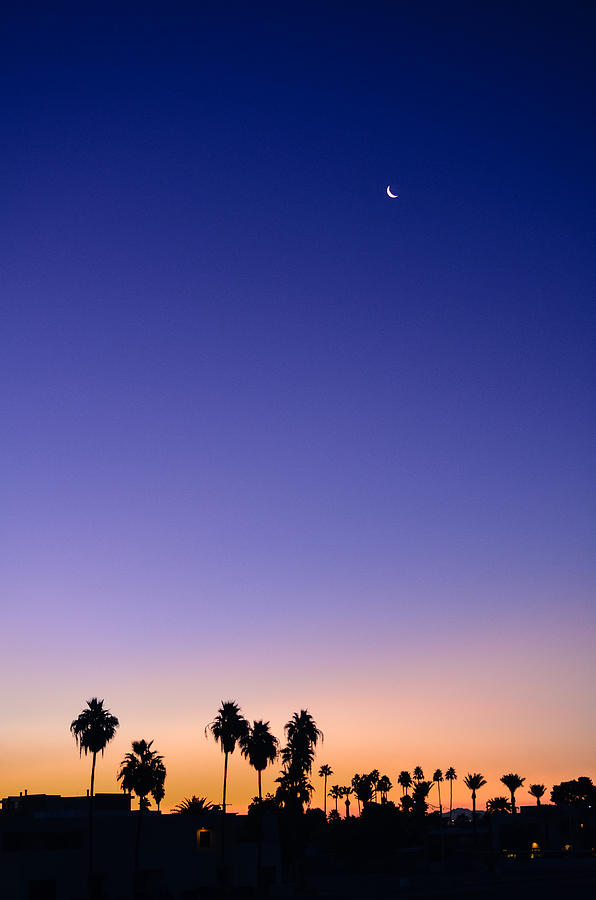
[70,698,119,892]
[486,796,512,814]
[277,709,323,813]
[528,783,546,806]
[398,770,412,796]
[328,785,342,812]
[463,773,487,834]
[376,775,392,803]
[283,709,323,774]
[432,769,444,815]
[117,739,166,896]
[444,767,457,821]
[500,773,525,815]
[369,769,380,802]
[413,766,424,783]
[205,700,249,814]
[318,764,333,816]
[239,720,279,801]
[173,796,218,814]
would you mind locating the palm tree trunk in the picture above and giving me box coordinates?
[437,782,442,816]
[133,797,144,898]
[449,781,453,821]
[323,775,327,816]
[220,752,229,885]
[536,796,541,807]
[511,791,516,815]
[472,792,477,839]
[258,768,262,802]
[88,751,96,897]
[222,751,228,813]
[335,795,338,812]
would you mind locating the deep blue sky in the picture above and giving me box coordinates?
[1,3,595,796]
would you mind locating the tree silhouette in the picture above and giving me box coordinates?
[368,769,380,802]
[486,796,512,814]
[413,766,424,783]
[412,780,433,816]
[173,796,218,814]
[500,773,525,815]
[528,783,546,806]
[432,769,444,816]
[70,697,119,894]
[276,710,322,813]
[239,720,279,801]
[352,773,373,812]
[341,786,353,818]
[318,764,333,816]
[398,770,412,796]
[376,774,392,803]
[463,773,487,834]
[444,767,457,821]
[551,777,596,807]
[117,739,166,897]
[206,700,249,814]
[328,784,342,812]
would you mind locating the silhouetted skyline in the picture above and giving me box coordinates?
[1,3,594,812]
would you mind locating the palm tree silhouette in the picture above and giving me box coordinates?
[376,775,392,803]
[239,720,279,801]
[328,784,342,812]
[173,796,218,814]
[351,773,373,812]
[432,769,444,816]
[463,773,487,834]
[412,780,433,816]
[413,766,424,783]
[117,739,166,897]
[500,773,525,815]
[444,767,457,822]
[205,700,249,814]
[70,697,119,893]
[318,764,333,816]
[398,770,412,796]
[528,783,546,806]
[486,796,512,813]
[341,786,353,818]
[369,769,380,802]
[277,709,322,813]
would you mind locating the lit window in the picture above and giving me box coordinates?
[197,828,211,850]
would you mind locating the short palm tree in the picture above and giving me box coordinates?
[341,786,353,818]
[444,767,457,821]
[70,698,119,890]
[463,773,487,833]
[413,766,424,783]
[398,770,413,796]
[412,780,433,816]
[117,739,166,895]
[500,773,525,815]
[528,783,546,806]
[486,796,512,814]
[205,700,249,813]
[432,769,444,815]
[239,720,279,801]
[328,784,342,812]
[173,796,218,814]
[318,764,333,816]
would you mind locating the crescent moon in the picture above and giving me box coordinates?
[386,185,398,198]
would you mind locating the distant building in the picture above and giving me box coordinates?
[1,792,281,899]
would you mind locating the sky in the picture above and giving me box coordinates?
[1,2,595,813]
